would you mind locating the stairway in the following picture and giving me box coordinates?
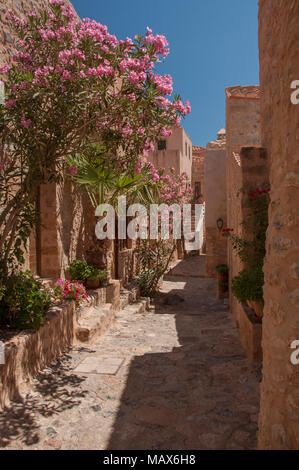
[76,286,150,344]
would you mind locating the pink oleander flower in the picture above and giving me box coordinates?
[49,0,64,5]
[69,165,78,175]
[121,125,133,137]
[0,65,12,74]
[62,70,71,80]
[21,116,32,128]
[20,81,30,90]
[5,99,16,109]
[161,128,172,137]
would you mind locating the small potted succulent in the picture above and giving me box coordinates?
[216,264,229,293]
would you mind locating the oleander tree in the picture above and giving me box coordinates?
[0,0,191,276]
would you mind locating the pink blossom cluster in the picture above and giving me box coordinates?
[142,162,193,207]
[159,170,193,206]
[172,99,191,116]
[144,27,170,58]
[69,165,78,176]
[55,279,89,305]
[121,125,133,137]
[21,117,32,128]
[79,19,118,49]
[58,48,86,64]
[87,65,114,78]
[1,2,191,172]
[142,140,155,158]
[146,162,160,182]
[0,65,12,74]
[120,57,152,74]
[161,128,172,137]
[150,73,173,95]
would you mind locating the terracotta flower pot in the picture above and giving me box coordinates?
[86,278,100,289]
[217,272,229,293]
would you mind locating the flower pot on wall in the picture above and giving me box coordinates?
[218,272,228,291]
[217,272,229,294]
[86,278,100,290]
[216,264,229,299]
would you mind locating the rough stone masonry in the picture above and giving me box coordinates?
[258,0,299,450]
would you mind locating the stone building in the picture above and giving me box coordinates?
[147,126,192,180]
[204,132,227,277]
[257,0,299,450]
[191,145,205,203]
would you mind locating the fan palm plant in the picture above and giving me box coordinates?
[68,143,160,210]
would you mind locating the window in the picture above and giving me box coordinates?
[185,142,187,155]
[158,140,166,150]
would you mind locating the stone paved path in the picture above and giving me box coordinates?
[0,256,261,450]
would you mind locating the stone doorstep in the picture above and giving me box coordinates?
[75,303,114,344]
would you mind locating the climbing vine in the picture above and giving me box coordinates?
[224,187,270,306]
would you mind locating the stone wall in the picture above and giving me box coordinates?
[225,87,262,321]
[36,176,106,280]
[204,144,227,277]
[118,247,137,286]
[148,126,192,180]
[0,300,77,409]
[226,147,269,359]
[258,0,299,449]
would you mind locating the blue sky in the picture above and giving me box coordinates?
[71,0,259,147]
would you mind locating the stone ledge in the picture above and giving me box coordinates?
[76,303,114,344]
[0,281,122,409]
[0,300,77,409]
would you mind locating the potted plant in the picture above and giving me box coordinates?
[85,267,108,289]
[68,260,88,283]
[216,264,229,293]
[84,266,102,289]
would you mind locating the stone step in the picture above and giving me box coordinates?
[76,303,114,344]
[117,298,150,316]
[120,290,130,310]
[120,286,140,309]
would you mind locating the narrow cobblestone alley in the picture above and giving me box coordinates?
[0,257,261,450]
